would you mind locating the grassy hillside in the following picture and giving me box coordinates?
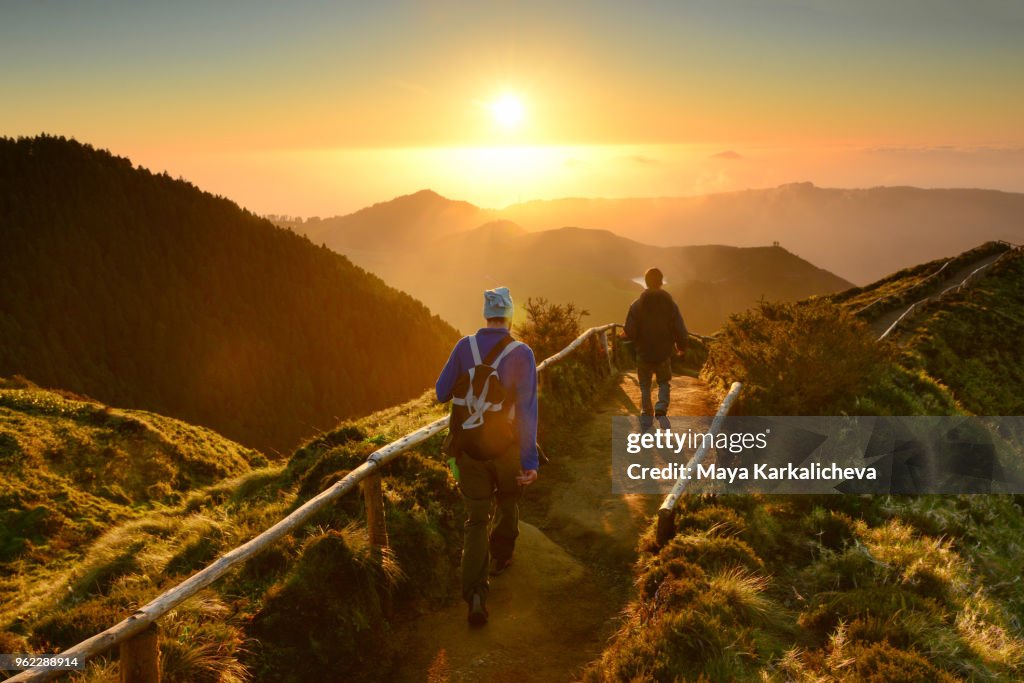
[1,321,615,682]
[0,377,262,619]
[589,246,1024,680]
[0,136,460,454]
[868,248,1024,415]
[831,241,1010,320]
[588,494,1024,681]
[0,391,460,682]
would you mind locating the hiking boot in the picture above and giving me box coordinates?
[467,592,488,627]
[654,409,667,417]
[490,556,513,576]
[639,414,654,432]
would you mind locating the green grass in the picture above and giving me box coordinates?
[831,241,1010,322]
[830,256,946,311]
[2,330,614,681]
[890,249,1024,415]
[590,244,1024,681]
[0,377,262,580]
[1,389,458,681]
[590,495,1024,681]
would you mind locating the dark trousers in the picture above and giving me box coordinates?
[456,446,522,603]
[637,356,672,415]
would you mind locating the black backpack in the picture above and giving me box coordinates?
[447,334,523,461]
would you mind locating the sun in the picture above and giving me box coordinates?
[490,93,525,130]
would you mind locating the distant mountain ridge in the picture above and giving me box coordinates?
[286,189,492,252]
[284,184,1024,285]
[289,210,853,333]
[498,183,1024,284]
[0,136,460,453]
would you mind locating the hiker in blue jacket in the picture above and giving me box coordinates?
[624,267,689,429]
[435,286,538,626]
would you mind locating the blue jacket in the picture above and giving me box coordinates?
[435,328,539,471]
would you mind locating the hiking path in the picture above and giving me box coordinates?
[394,374,715,683]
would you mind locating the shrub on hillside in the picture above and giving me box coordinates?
[520,299,614,438]
[251,527,398,682]
[515,297,589,363]
[705,299,888,415]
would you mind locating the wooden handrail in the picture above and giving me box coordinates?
[7,323,619,683]
[878,245,1021,341]
[855,258,953,318]
[655,381,743,546]
[535,323,616,371]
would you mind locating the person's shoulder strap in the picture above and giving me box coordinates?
[468,335,483,366]
[482,334,516,367]
[490,339,523,370]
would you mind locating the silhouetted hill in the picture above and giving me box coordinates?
[498,184,1024,283]
[350,224,852,334]
[0,136,460,454]
[282,188,491,253]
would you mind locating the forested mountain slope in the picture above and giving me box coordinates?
[0,136,460,453]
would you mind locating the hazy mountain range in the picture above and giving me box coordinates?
[282,184,1024,287]
[368,221,850,334]
[278,190,853,334]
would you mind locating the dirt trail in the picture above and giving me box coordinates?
[871,250,1007,337]
[394,374,714,683]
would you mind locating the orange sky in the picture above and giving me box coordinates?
[2,1,1022,214]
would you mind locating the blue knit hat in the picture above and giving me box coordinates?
[483,287,514,319]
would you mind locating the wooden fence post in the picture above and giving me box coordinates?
[609,326,618,370]
[656,508,676,547]
[120,622,160,683]
[10,325,625,683]
[362,473,389,551]
[600,330,614,373]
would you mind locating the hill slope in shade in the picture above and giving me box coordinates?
[0,136,460,454]
[0,376,261,579]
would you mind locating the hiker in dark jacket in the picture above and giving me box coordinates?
[435,286,538,627]
[624,268,689,425]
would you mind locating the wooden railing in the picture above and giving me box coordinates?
[655,381,743,547]
[8,324,620,683]
[854,258,954,319]
[857,242,1021,325]
[878,244,1021,341]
